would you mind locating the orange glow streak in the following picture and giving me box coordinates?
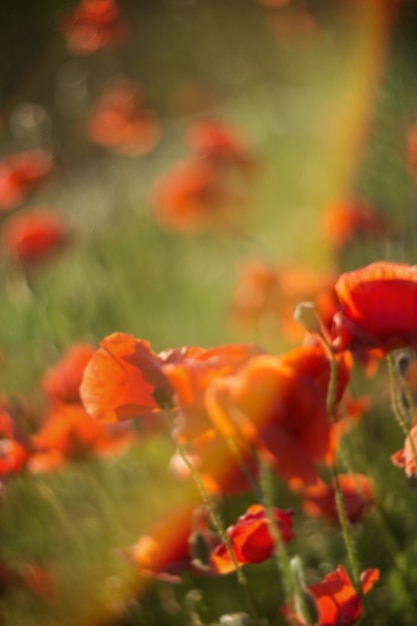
[321,1,397,202]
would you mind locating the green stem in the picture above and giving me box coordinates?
[164,406,260,625]
[326,356,362,589]
[387,352,417,467]
[260,464,315,626]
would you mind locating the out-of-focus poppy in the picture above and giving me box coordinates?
[59,0,128,56]
[302,474,375,524]
[187,119,257,173]
[0,150,53,211]
[210,504,294,575]
[231,260,338,342]
[324,199,390,252]
[0,562,55,598]
[85,79,160,156]
[30,403,133,469]
[41,343,96,405]
[265,5,317,45]
[153,159,242,233]
[391,420,417,477]
[0,409,29,479]
[3,210,69,267]
[283,565,379,626]
[206,345,350,489]
[163,342,264,441]
[127,504,218,582]
[169,429,259,496]
[330,261,417,354]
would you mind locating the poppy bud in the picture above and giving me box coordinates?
[294,302,323,337]
[219,613,255,626]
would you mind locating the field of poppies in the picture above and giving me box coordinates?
[3,1,417,625]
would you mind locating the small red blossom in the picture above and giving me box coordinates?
[0,562,55,598]
[0,150,53,211]
[231,260,338,341]
[153,159,240,233]
[3,210,69,266]
[41,343,96,405]
[85,79,160,156]
[210,505,294,574]
[59,0,128,55]
[330,261,417,353]
[302,474,375,524]
[187,119,257,172]
[324,199,390,252]
[30,404,134,469]
[283,566,379,626]
[392,420,417,477]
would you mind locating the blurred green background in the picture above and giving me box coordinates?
[2,1,417,625]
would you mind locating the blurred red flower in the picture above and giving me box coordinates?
[330,261,417,353]
[0,562,55,599]
[231,259,338,342]
[302,474,375,524]
[187,119,257,173]
[210,504,294,574]
[0,150,53,211]
[59,0,128,55]
[30,403,134,471]
[153,159,241,233]
[170,429,259,496]
[206,345,350,489]
[324,199,390,252]
[283,565,379,626]
[391,420,417,477]
[85,79,160,156]
[41,343,96,405]
[163,342,265,441]
[127,504,218,582]
[3,210,69,267]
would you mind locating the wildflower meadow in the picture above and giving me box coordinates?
[2,1,417,625]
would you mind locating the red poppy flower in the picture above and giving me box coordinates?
[3,210,69,266]
[85,79,160,156]
[330,261,417,353]
[153,159,242,233]
[80,333,202,432]
[59,0,128,55]
[0,562,55,598]
[391,420,417,477]
[0,150,53,211]
[31,403,133,467]
[210,504,294,575]
[187,119,256,173]
[206,345,350,489]
[231,260,338,341]
[127,504,218,582]
[302,474,375,524]
[163,343,265,441]
[41,343,96,405]
[324,199,390,252]
[283,566,379,626]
